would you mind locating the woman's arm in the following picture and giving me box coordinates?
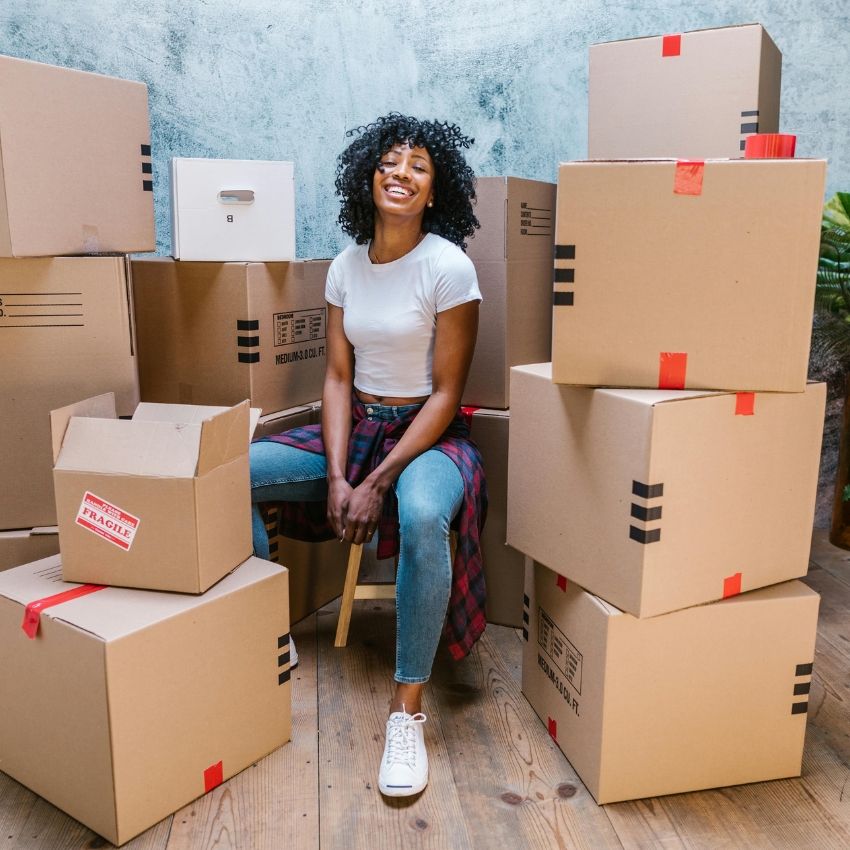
[322,303,355,538]
[342,299,479,544]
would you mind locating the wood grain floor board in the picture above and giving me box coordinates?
[316,598,473,850]
[810,531,850,587]
[164,613,320,850]
[430,623,624,850]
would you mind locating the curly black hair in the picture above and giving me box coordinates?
[335,113,479,251]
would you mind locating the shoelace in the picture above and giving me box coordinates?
[385,713,426,767]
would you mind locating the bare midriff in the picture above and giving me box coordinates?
[355,389,430,406]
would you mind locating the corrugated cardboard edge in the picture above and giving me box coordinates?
[169,158,180,259]
[758,26,782,135]
[591,22,767,47]
[0,123,12,255]
[50,392,117,465]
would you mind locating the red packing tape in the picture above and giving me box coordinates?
[22,584,107,639]
[204,761,223,792]
[662,34,681,56]
[744,134,796,159]
[674,160,704,195]
[658,352,687,390]
[556,574,567,592]
[460,406,480,431]
[735,393,755,416]
[547,716,558,742]
[723,573,742,599]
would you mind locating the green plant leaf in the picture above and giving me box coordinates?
[842,484,850,502]
[824,193,850,230]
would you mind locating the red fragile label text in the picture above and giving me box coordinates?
[204,761,224,792]
[735,393,755,416]
[22,584,106,639]
[658,352,688,390]
[723,573,742,598]
[673,160,704,195]
[662,34,681,56]
[75,492,140,551]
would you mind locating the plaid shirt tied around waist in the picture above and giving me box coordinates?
[254,400,488,660]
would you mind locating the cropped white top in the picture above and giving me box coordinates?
[324,233,482,397]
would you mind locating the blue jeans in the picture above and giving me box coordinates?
[250,404,464,684]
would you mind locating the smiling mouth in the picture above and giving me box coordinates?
[385,185,413,198]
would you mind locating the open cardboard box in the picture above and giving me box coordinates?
[0,555,290,846]
[51,393,260,593]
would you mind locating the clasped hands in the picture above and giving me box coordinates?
[327,477,387,545]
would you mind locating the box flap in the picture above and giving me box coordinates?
[54,417,202,478]
[591,22,764,47]
[0,555,285,641]
[133,401,260,441]
[197,400,251,475]
[50,392,116,464]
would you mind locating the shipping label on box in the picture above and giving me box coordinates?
[588,24,781,160]
[0,555,290,846]
[170,158,295,262]
[51,393,260,593]
[551,159,826,393]
[507,363,826,618]
[522,559,819,803]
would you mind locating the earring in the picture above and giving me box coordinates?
[427,201,433,207]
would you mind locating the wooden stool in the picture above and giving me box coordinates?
[335,531,458,647]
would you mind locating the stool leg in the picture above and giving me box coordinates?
[335,543,363,647]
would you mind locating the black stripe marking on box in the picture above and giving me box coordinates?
[278,651,290,667]
[279,669,291,685]
[740,140,747,151]
[630,526,661,544]
[523,610,529,624]
[791,702,808,715]
[796,663,813,677]
[522,627,529,642]
[237,319,260,331]
[268,541,278,555]
[278,633,290,650]
[554,268,575,283]
[143,180,153,191]
[238,336,259,347]
[555,245,575,260]
[631,503,662,522]
[632,481,664,499]
[523,594,530,607]
[141,144,152,156]
[553,292,574,306]
[238,352,260,364]
[142,162,152,174]
[741,110,759,117]
[741,122,759,134]
[794,682,811,696]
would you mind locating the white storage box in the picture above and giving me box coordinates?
[169,158,295,261]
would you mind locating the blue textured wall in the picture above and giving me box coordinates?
[2,0,848,257]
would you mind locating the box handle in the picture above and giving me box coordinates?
[218,190,255,205]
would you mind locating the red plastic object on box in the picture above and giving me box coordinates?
[744,134,796,159]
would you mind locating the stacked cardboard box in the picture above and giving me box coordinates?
[510,24,828,802]
[0,56,292,845]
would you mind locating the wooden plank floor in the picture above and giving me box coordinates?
[3,533,850,848]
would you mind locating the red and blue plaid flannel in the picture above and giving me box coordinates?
[255,399,488,660]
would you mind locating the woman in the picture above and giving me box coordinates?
[250,113,487,797]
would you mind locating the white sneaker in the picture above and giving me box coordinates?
[378,711,428,797]
[290,637,298,668]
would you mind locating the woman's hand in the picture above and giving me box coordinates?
[342,477,387,545]
[327,478,354,540]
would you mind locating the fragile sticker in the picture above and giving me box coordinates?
[75,492,140,551]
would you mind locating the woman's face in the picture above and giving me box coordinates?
[372,142,435,224]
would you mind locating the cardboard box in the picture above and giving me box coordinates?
[462,177,556,409]
[254,402,314,439]
[523,559,819,803]
[0,257,139,530]
[170,158,296,261]
[466,407,525,627]
[51,394,260,593]
[0,555,290,846]
[0,527,58,572]
[588,24,781,160]
[0,54,154,257]
[552,159,826,392]
[133,257,329,411]
[507,363,825,618]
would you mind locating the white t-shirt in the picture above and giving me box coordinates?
[325,233,482,397]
